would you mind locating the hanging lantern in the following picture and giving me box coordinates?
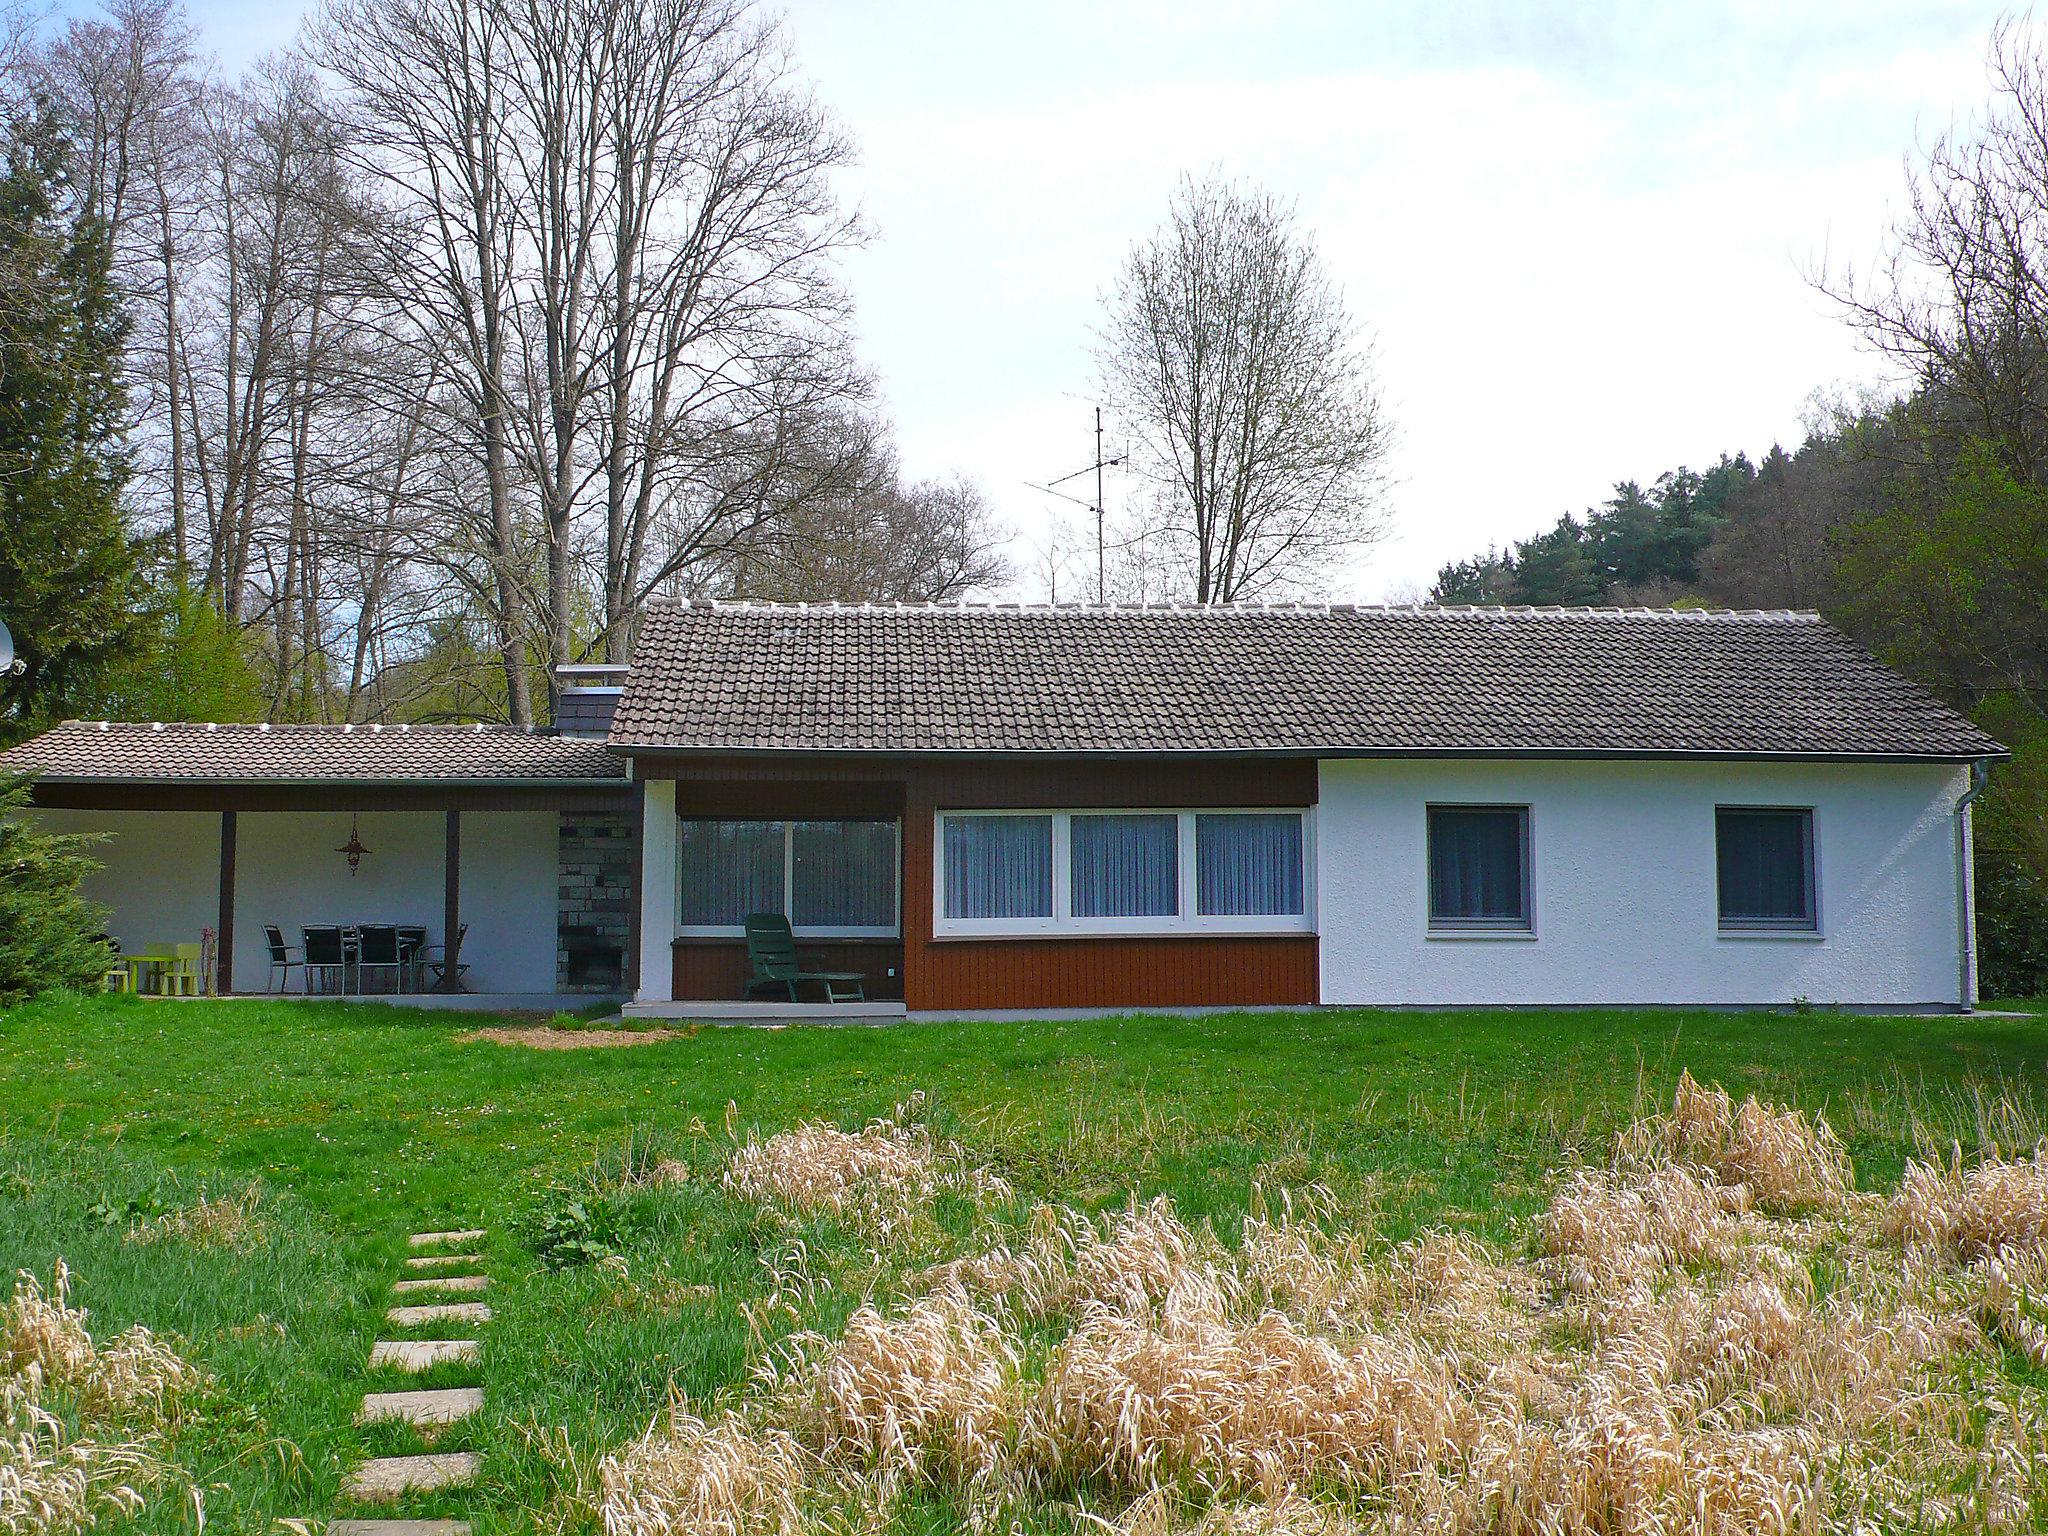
[337,815,371,876]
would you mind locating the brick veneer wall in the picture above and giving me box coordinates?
[557,809,633,991]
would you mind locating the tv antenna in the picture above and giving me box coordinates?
[1027,406,1124,600]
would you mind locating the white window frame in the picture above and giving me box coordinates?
[932,807,1315,939]
[676,817,901,940]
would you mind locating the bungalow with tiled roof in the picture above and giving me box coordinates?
[0,603,2008,1012]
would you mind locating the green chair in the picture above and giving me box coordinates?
[163,943,206,998]
[742,913,865,1003]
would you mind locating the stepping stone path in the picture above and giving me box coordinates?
[361,1388,486,1426]
[388,1301,493,1327]
[393,1274,489,1295]
[370,1339,479,1371]
[335,1226,493,1535]
[404,1253,483,1271]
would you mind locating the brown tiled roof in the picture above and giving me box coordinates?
[610,601,2005,760]
[0,721,625,782]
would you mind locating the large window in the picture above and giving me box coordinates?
[1716,807,1816,933]
[942,814,1053,920]
[1427,804,1531,932]
[679,818,899,937]
[936,809,1311,936]
[1072,813,1178,917]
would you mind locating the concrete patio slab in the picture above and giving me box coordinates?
[622,998,906,1021]
[329,1520,472,1535]
[393,1274,488,1295]
[408,1229,486,1248]
[387,1301,492,1327]
[341,1452,480,1501]
[359,1387,483,1427]
[369,1339,480,1372]
[403,1253,484,1270]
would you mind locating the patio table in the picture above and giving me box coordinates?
[122,951,180,996]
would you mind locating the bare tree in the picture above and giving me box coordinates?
[1096,173,1390,603]
[1819,16,2048,481]
[712,413,1008,601]
[314,0,865,721]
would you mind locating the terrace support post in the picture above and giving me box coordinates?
[626,780,644,995]
[439,810,461,992]
[215,810,236,995]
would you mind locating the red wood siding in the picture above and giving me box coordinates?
[912,936,1315,1010]
[899,758,1316,1009]
[643,754,1320,1011]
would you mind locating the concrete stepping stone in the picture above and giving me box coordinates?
[370,1339,480,1372]
[387,1301,492,1327]
[359,1387,483,1427]
[330,1521,471,1535]
[403,1253,483,1271]
[340,1451,480,1501]
[393,1274,488,1295]
[408,1229,485,1249]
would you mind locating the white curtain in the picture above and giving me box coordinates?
[944,815,1053,918]
[1071,813,1178,916]
[793,820,897,929]
[1196,813,1303,916]
[679,820,783,926]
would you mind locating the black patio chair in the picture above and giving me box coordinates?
[354,924,405,994]
[263,925,305,994]
[421,923,470,993]
[397,925,429,991]
[302,926,347,994]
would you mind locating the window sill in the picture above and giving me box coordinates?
[673,933,900,946]
[1717,929,1824,942]
[929,928,1315,943]
[1426,928,1537,941]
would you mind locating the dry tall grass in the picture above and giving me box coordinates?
[600,1075,2048,1536]
[0,1263,200,1535]
[127,1185,266,1252]
[724,1094,1011,1237]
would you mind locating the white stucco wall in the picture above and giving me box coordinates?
[1316,758,1970,1009]
[36,807,561,994]
[36,810,221,958]
[228,810,558,994]
[635,779,677,1003]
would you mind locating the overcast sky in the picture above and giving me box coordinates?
[66,0,2010,599]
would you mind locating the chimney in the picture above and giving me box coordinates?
[553,664,629,737]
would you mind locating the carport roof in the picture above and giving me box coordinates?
[0,720,625,784]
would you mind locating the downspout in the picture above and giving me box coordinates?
[1954,759,1992,1011]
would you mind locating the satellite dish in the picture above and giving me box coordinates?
[0,615,14,675]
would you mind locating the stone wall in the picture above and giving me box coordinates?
[557,809,633,992]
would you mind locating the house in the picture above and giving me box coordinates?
[1,602,2007,1013]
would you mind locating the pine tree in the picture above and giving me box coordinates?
[0,104,145,739]
[0,771,113,1003]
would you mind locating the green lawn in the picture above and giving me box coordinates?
[3,993,2046,1533]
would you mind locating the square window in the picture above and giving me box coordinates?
[791,820,897,930]
[1071,813,1179,917]
[1716,808,1816,931]
[1195,813,1305,917]
[942,814,1054,920]
[678,819,784,928]
[1427,805,1530,929]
